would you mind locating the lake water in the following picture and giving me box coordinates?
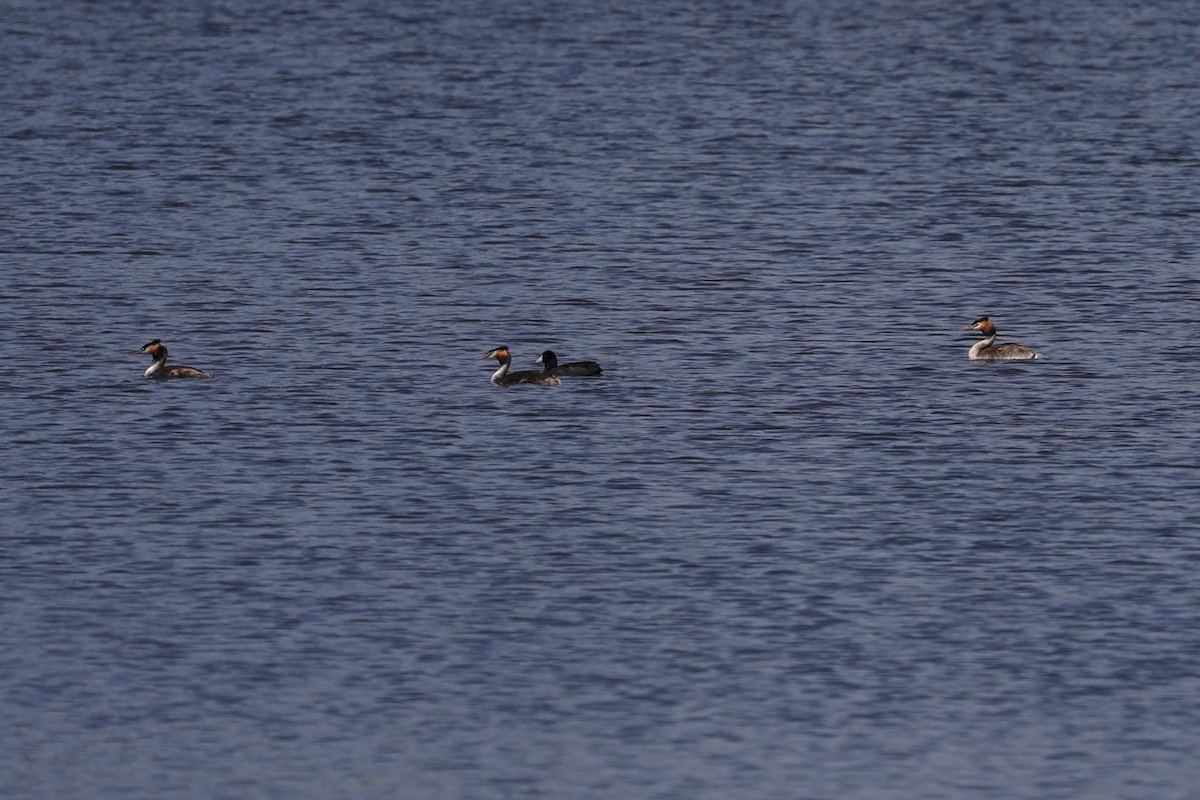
[3,1,1200,798]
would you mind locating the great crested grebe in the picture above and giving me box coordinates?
[962,317,1040,360]
[481,346,560,386]
[535,350,603,377]
[132,339,213,378]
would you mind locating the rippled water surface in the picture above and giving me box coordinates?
[3,1,1200,798]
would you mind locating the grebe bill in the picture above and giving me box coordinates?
[481,346,560,386]
[962,317,1040,360]
[133,339,213,378]
[535,350,603,377]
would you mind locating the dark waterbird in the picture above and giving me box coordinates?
[534,350,603,377]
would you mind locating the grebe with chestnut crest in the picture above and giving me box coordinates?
[481,346,560,386]
[962,317,1040,360]
[132,339,213,378]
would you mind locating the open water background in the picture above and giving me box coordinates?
[3,1,1200,798]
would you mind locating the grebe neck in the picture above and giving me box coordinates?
[968,334,997,360]
[490,359,511,384]
[145,356,167,378]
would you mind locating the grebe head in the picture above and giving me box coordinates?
[963,317,996,336]
[481,346,511,363]
[133,339,167,359]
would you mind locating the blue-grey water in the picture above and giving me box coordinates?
[3,1,1200,798]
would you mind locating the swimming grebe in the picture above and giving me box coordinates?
[962,317,1040,360]
[132,339,213,378]
[481,346,560,386]
[535,350,603,377]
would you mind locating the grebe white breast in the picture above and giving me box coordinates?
[133,339,213,378]
[962,317,1040,360]
[481,346,560,386]
[535,350,603,377]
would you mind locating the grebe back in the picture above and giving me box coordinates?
[962,317,1040,360]
[133,339,213,378]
